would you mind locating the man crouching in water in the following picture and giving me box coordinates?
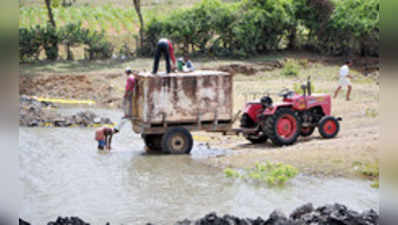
[95,127,116,150]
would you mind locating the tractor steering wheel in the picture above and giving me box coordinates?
[278,88,294,98]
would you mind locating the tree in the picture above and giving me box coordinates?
[44,0,56,27]
[132,0,144,50]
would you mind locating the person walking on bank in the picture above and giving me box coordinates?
[152,38,176,74]
[114,67,136,133]
[334,60,353,101]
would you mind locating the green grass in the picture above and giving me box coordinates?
[224,161,299,186]
[353,161,379,188]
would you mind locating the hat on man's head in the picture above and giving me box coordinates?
[125,67,132,73]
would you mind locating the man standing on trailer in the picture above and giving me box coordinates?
[152,38,176,74]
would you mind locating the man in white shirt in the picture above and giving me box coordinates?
[334,60,353,101]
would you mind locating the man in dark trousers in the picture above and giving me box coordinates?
[152,38,176,74]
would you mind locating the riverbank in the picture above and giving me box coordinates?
[19,52,380,179]
[19,203,378,225]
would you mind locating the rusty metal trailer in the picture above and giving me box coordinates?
[130,70,237,154]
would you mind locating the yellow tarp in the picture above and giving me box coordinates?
[32,96,96,105]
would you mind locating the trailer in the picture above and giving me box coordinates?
[130,71,237,154]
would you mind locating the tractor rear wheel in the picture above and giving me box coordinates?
[161,127,193,154]
[300,126,315,137]
[264,108,301,146]
[318,116,340,138]
[142,134,162,152]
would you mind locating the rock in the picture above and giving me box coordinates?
[19,218,30,225]
[266,210,293,225]
[19,96,113,128]
[19,203,379,225]
[290,203,314,220]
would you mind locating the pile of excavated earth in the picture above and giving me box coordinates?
[19,203,378,225]
[19,95,113,127]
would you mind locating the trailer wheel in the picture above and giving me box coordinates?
[142,134,162,151]
[161,127,193,154]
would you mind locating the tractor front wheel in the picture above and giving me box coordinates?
[264,108,301,146]
[318,116,340,138]
[161,127,193,154]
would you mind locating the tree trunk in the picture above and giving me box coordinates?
[132,0,144,50]
[66,43,74,61]
[287,26,297,50]
[44,0,56,27]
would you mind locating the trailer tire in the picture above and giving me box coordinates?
[142,134,162,151]
[161,127,193,154]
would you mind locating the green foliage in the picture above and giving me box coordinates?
[281,59,300,76]
[141,0,297,57]
[83,30,114,60]
[224,168,240,178]
[40,25,59,61]
[19,0,379,59]
[59,22,89,60]
[294,0,379,56]
[358,162,379,178]
[224,161,299,186]
[19,27,42,62]
[18,22,113,62]
[371,180,379,189]
[353,161,379,188]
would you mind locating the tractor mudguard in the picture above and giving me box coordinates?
[244,103,263,123]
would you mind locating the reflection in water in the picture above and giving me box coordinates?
[19,110,378,225]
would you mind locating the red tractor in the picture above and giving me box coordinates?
[240,77,341,146]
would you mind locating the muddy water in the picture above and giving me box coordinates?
[19,109,378,225]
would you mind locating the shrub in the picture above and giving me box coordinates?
[324,0,379,56]
[58,22,89,60]
[19,27,42,62]
[141,0,296,57]
[224,161,299,186]
[83,30,114,60]
[281,59,300,76]
[18,22,113,62]
[39,24,59,61]
[224,168,240,178]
